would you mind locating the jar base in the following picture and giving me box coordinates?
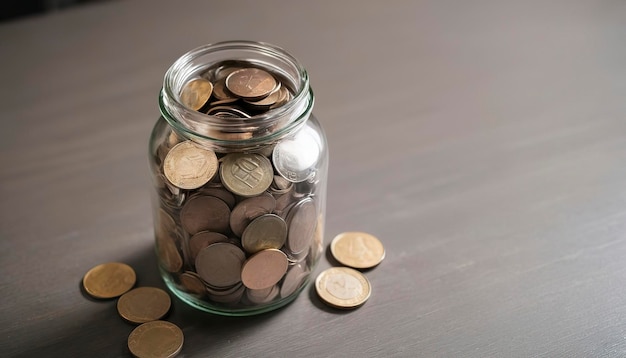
[160,267,310,316]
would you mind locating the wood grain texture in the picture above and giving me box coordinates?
[1,0,626,357]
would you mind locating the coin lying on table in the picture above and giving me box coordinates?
[330,232,385,269]
[315,267,371,309]
[117,287,172,324]
[82,262,136,299]
[128,320,183,358]
[164,141,218,190]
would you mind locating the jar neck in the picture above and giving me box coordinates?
[159,41,314,152]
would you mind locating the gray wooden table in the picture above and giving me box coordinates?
[2,1,626,357]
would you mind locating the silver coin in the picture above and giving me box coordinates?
[241,214,287,254]
[285,197,317,254]
[272,125,321,183]
[195,242,245,288]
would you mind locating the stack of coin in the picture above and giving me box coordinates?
[82,263,184,357]
[151,61,324,310]
[315,232,385,309]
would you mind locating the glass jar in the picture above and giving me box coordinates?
[148,41,328,316]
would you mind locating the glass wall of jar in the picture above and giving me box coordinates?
[148,41,328,316]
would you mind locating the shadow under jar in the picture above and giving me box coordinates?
[149,41,328,316]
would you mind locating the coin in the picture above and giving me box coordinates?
[315,267,371,309]
[195,243,245,288]
[180,195,231,235]
[164,141,218,190]
[244,82,282,109]
[82,262,136,299]
[207,283,246,304]
[127,320,183,358]
[279,262,309,298]
[230,193,276,237]
[225,67,277,99]
[330,232,385,269]
[285,197,317,254]
[179,272,206,295]
[220,153,273,197]
[156,230,183,273]
[245,285,279,304]
[241,249,288,290]
[212,77,239,101]
[272,125,321,183]
[156,208,177,240]
[241,214,287,254]
[188,231,229,262]
[117,287,171,324]
[196,187,236,209]
[180,78,213,111]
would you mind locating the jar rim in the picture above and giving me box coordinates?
[159,40,313,149]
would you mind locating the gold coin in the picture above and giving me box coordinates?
[117,287,171,324]
[82,262,136,299]
[156,231,183,273]
[225,67,277,99]
[163,141,218,190]
[315,267,371,309]
[219,153,273,197]
[330,232,385,269]
[127,320,183,358]
[241,214,287,254]
[180,78,213,111]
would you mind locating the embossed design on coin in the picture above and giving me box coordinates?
[82,262,136,299]
[220,153,273,197]
[225,67,277,99]
[128,320,183,358]
[315,267,371,309]
[164,141,218,190]
[241,249,288,290]
[195,243,245,288]
[241,214,287,254]
[180,78,213,111]
[180,195,231,235]
[330,232,385,269]
[117,287,171,324]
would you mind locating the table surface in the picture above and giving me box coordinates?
[2,0,626,357]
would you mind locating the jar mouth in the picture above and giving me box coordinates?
[160,41,313,150]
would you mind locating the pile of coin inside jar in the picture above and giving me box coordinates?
[152,61,324,310]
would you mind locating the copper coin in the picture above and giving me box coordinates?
[127,320,183,358]
[225,67,277,99]
[269,86,291,109]
[179,272,206,295]
[219,153,273,197]
[117,287,171,324]
[279,262,309,298]
[241,214,287,254]
[245,285,279,304]
[180,78,213,111]
[243,82,282,109]
[188,231,229,262]
[285,197,317,254]
[229,193,276,237]
[195,243,245,288]
[180,195,231,235]
[315,267,371,309]
[196,187,236,209]
[164,141,218,190]
[330,232,385,269]
[212,77,238,101]
[241,249,288,290]
[156,230,183,273]
[207,283,245,304]
[82,262,136,299]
